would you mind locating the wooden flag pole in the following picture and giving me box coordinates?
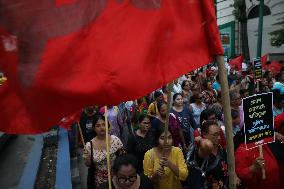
[105,106,112,189]
[77,121,86,148]
[163,82,173,157]
[197,71,203,93]
[259,145,266,179]
[216,56,237,189]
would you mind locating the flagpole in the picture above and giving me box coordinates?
[77,121,86,147]
[216,56,236,189]
[105,106,112,189]
[163,82,173,157]
[197,73,203,93]
[259,145,266,179]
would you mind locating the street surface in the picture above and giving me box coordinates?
[0,135,34,189]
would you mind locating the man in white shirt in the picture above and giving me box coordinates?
[173,79,182,94]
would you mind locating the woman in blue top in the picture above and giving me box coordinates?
[273,72,284,94]
[170,93,196,146]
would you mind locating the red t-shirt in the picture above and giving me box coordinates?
[235,144,282,189]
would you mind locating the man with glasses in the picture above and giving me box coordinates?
[186,120,231,189]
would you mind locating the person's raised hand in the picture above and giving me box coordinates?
[250,157,265,174]
[198,138,214,158]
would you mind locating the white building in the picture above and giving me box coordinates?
[216,0,284,60]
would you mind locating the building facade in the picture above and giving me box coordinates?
[216,0,284,60]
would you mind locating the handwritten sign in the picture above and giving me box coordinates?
[243,93,274,149]
[253,57,262,81]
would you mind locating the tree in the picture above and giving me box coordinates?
[269,18,284,47]
[232,0,250,61]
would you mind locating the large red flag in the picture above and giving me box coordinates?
[0,0,223,134]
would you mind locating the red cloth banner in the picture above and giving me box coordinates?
[261,54,281,74]
[0,0,223,133]
[229,55,244,71]
[261,54,268,67]
[58,110,82,129]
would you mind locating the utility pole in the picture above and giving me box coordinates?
[256,0,264,57]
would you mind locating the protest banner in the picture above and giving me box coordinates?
[253,57,263,81]
[243,92,274,150]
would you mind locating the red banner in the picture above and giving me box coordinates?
[229,55,244,71]
[0,0,223,133]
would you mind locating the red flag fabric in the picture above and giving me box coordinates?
[58,110,82,130]
[267,61,282,74]
[274,112,284,135]
[261,54,268,67]
[261,55,282,74]
[264,61,282,75]
[0,0,223,134]
[229,55,244,71]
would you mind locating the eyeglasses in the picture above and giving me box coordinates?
[141,122,150,124]
[117,175,137,183]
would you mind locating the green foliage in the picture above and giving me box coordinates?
[232,0,247,22]
[270,19,284,47]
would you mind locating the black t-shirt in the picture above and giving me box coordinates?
[127,132,154,173]
[97,174,154,189]
[80,111,96,142]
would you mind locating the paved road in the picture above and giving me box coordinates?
[0,135,35,189]
[77,148,88,189]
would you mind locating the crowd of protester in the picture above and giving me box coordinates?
[77,63,284,189]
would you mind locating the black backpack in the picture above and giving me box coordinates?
[185,145,226,189]
[186,145,208,189]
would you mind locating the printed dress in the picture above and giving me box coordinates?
[85,135,123,188]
